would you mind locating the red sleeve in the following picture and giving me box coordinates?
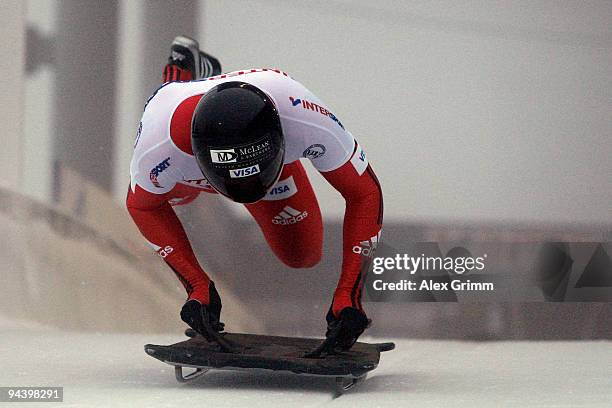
[126,185,212,303]
[321,157,383,317]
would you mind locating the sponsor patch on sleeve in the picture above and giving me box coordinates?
[350,143,368,176]
[149,157,171,188]
[303,144,326,160]
[263,176,298,201]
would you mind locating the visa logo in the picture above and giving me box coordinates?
[264,176,297,201]
[230,164,260,178]
[269,185,290,195]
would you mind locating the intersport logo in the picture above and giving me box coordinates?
[288,96,345,130]
[149,157,171,188]
[272,206,308,225]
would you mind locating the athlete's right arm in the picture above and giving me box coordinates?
[125,184,213,304]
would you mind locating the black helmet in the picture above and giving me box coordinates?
[191,81,285,203]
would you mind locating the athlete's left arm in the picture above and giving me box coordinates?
[320,144,383,318]
[278,74,382,318]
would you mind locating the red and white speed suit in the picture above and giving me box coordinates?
[126,68,383,318]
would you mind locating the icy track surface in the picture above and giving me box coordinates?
[2,323,611,407]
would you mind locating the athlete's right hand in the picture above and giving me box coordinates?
[180,282,224,339]
[180,298,224,335]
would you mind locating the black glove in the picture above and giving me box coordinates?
[324,307,371,352]
[180,282,224,340]
[303,307,371,358]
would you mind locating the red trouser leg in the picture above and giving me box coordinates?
[245,161,323,268]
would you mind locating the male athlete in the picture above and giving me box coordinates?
[126,36,383,351]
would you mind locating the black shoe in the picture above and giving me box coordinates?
[169,35,222,79]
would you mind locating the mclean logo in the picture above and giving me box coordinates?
[210,140,271,164]
[237,139,270,157]
[211,149,238,163]
[229,164,260,178]
[352,232,381,257]
[272,206,308,225]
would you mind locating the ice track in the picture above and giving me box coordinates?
[1,319,611,407]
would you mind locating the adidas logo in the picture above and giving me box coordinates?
[171,50,186,61]
[272,206,308,225]
[352,231,381,257]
